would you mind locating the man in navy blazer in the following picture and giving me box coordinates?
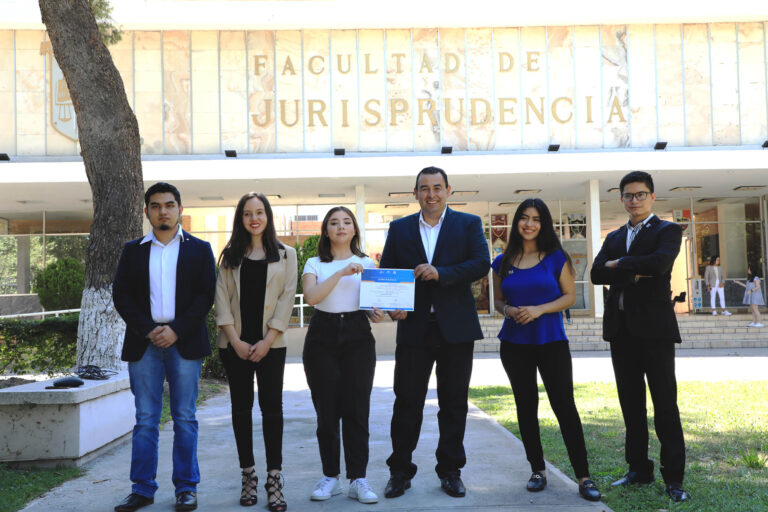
[113,182,216,512]
[380,167,490,499]
[591,171,689,502]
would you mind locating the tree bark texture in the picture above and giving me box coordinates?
[40,0,143,368]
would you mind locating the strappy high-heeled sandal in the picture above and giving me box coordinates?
[240,468,258,506]
[264,472,287,512]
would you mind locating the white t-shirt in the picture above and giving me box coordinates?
[302,255,376,313]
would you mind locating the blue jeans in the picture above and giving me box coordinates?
[128,344,202,497]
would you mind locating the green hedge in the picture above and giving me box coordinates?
[0,311,226,379]
[32,257,85,311]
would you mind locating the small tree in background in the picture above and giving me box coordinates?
[32,257,85,311]
[294,234,320,295]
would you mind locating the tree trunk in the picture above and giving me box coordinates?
[39,0,144,369]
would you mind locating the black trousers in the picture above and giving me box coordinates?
[303,310,376,480]
[610,313,686,484]
[220,345,286,471]
[386,321,475,479]
[499,340,590,479]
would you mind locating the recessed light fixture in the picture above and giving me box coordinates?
[607,187,620,193]
[654,141,667,150]
[80,199,91,203]
[498,202,518,207]
[333,148,345,156]
[266,194,282,199]
[224,150,237,158]
[448,202,467,206]
[697,198,719,203]
[388,192,413,198]
[200,196,224,201]
[670,186,702,192]
[514,189,542,194]
[384,203,409,209]
[318,193,345,198]
[547,144,560,152]
[733,185,766,191]
[451,190,479,196]
[441,146,453,154]
[17,200,43,204]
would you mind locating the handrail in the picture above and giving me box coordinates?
[0,308,80,319]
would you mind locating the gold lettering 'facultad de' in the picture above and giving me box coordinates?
[249,51,622,128]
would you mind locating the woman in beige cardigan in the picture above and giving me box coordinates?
[215,192,297,511]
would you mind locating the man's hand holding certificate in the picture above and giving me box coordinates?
[359,268,415,311]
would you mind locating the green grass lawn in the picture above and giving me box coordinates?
[469,381,768,512]
[1,378,225,512]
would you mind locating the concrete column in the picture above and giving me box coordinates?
[16,235,31,294]
[585,179,604,318]
[717,203,747,277]
[355,184,366,252]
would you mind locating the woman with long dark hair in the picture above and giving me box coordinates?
[215,192,297,511]
[735,263,764,327]
[302,206,385,504]
[491,198,601,502]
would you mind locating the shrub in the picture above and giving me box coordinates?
[202,308,226,380]
[294,234,320,295]
[32,257,85,311]
[0,315,78,375]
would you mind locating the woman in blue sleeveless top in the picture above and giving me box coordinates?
[491,198,601,502]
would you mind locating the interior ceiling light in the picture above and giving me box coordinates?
[384,203,409,208]
[200,196,224,201]
[670,186,702,192]
[266,194,282,199]
[733,185,766,191]
[498,202,518,207]
[388,192,413,198]
[318,193,344,198]
[697,198,718,203]
[448,202,467,206]
[514,189,542,194]
[451,190,479,196]
[607,187,620,192]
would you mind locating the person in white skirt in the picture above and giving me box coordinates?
[704,256,731,316]
[302,206,386,505]
[734,263,764,327]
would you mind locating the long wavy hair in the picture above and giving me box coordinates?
[499,198,573,277]
[218,192,284,269]
[317,206,367,262]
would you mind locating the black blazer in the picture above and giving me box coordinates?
[591,216,682,343]
[380,208,490,345]
[113,230,216,361]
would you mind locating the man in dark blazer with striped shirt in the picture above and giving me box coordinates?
[379,166,490,499]
[591,171,689,502]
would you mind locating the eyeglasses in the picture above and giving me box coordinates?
[621,191,650,202]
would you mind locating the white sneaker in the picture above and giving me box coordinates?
[747,322,756,327]
[712,311,718,316]
[348,478,378,504]
[311,476,342,501]
[754,323,764,328]
[722,310,732,316]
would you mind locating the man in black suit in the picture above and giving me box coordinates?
[591,171,689,502]
[380,166,490,499]
[113,182,216,512]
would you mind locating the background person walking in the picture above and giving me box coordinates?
[704,256,730,316]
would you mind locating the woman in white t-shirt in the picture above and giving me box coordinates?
[301,206,385,505]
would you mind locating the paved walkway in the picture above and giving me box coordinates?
[22,347,767,512]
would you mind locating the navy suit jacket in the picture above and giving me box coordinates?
[113,230,216,362]
[591,216,682,343]
[380,208,490,345]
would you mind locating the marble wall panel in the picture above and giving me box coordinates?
[191,31,220,154]
[134,31,163,154]
[275,30,302,152]
[467,28,494,150]
[710,23,740,145]
[413,28,439,151]
[303,30,331,152]
[247,30,276,153]
[547,26,575,148]
[520,27,547,149]
[627,25,657,148]
[358,30,386,151]
[0,31,15,154]
[573,26,602,148]
[737,22,767,144]
[220,31,248,153]
[162,31,190,154]
[683,24,712,146]
[493,28,521,150]
[656,25,685,147]
[440,28,467,150]
[601,25,629,148]
[331,30,359,152]
[386,29,412,151]
[15,31,45,155]
[109,32,134,111]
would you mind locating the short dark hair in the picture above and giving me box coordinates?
[414,166,449,189]
[709,255,719,265]
[145,182,181,207]
[619,171,654,194]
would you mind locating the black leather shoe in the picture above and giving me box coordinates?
[526,471,547,492]
[440,474,466,498]
[175,491,198,511]
[578,479,601,502]
[666,483,690,502]
[114,493,154,512]
[384,474,411,499]
[611,471,655,487]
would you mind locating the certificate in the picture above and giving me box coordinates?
[359,268,415,311]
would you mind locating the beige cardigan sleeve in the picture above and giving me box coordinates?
[214,267,236,327]
[266,245,298,333]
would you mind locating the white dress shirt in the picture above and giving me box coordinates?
[141,225,183,323]
[418,207,447,264]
